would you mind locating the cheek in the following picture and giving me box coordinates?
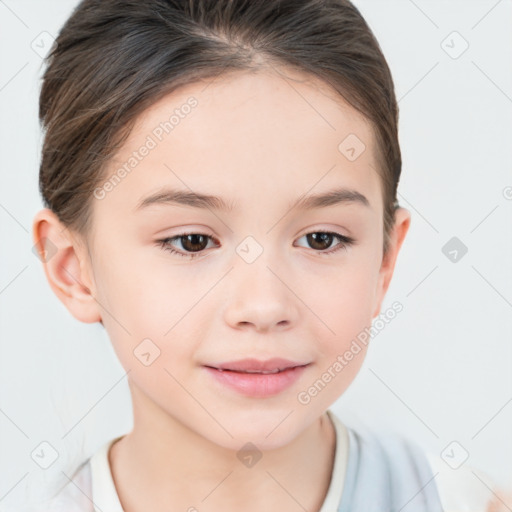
[303,272,374,408]
[311,261,378,333]
[308,260,377,394]
[94,244,178,325]
[93,250,204,370]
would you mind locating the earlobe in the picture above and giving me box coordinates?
[32,208,102,324]
[372,207,411,318]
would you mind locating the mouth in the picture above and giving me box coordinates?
[203,358,311,397]
[205,357,310,373]
[211,368,289,374]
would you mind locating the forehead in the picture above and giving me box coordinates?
[98,65,382,219]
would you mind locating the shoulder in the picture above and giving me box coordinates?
[373,430,504,512]
[425,452,508,512]
[337,418,505,511]
[22,460,94,512]
[333,419,444,510]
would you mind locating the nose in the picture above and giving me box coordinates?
[222,256,300,334]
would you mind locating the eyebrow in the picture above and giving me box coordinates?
[134,186,370,213]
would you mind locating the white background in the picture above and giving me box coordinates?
[0,0,511,507]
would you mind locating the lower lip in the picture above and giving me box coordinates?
[204,365,309,398]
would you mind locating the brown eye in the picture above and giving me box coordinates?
[179,234,209,252]
[295,230,355,255]
[157,230,354,260]
[307,232,335,251]
[156,232,217,259]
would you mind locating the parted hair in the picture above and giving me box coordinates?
[39,0,401,254]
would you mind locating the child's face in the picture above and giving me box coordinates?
[40,65,409,450]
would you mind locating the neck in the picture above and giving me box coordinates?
[109,385,338,512]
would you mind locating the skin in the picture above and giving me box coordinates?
[33,64,412,511]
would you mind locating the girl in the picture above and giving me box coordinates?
[29,0,509,510]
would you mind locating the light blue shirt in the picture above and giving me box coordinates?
[337,421,443,511]
[15,408,499,511]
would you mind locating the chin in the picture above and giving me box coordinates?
[206,414,305,452]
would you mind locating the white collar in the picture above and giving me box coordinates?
[90,434,125,511]
[320,409,349,512]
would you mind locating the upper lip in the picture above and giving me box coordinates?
[205,358,310,373]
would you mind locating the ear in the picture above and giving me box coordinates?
[372,207,411,318]
[32,208,102,324]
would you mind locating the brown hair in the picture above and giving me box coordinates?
[39,0,401,255]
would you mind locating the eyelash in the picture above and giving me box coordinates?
[155,230,355,259]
